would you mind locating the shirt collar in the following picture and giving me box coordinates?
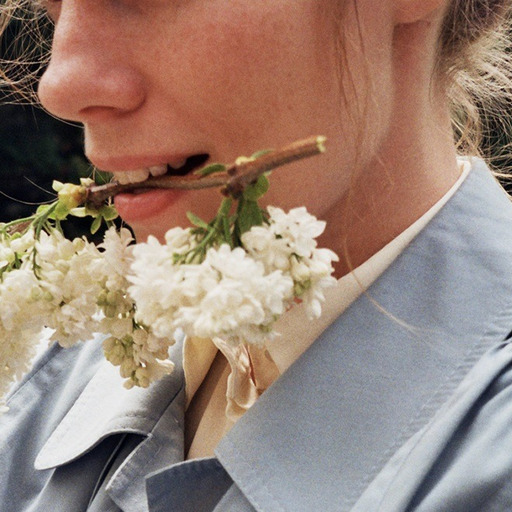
[35,334,185,471]
[182,159,471,418]
[214,160,512,512]
[268,157,471,373]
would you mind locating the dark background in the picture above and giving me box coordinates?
[0,9,101,239]
[0,102,108,239]
[0,103,88,218]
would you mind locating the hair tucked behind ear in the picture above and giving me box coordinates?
[437,0,512,165]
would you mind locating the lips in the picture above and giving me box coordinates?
[105,153,211,224]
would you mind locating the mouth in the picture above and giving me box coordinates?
[109,153,210,188]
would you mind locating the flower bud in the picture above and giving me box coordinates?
[57,183,87,212]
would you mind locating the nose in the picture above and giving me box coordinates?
[38,3,145,123]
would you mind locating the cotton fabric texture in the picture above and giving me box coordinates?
[2,160,512,511]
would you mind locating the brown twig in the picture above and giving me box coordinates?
[5,220,32,235]
[86,136,326,208]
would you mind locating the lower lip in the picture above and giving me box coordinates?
[114,189,185,223]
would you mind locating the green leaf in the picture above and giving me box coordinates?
[99,205,119,221]
[194,163,226,177]
[222,215,233,247]
[186,211,209,229]
[92,170,112,185]
[69,207,87,218]
[51,180,64,192]
[250,149,273,160]
[36,204,52,215]
[243,174,270,201]
[236,199,264,236]
[90,216,102,235]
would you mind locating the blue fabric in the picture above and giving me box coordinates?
[3,161,512,511]
[213,160,512,511]
[405,350,512,512]
[0,335,185,512]
[146,458,233,512]
[0,340,105,512]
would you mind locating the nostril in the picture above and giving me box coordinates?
[78,105,129,122]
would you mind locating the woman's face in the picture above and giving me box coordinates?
[38,0,394,242]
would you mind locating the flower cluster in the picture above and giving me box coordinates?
[129,235,294,347]
[129,207,337,349]
[0,202,337,409]
[242,206,338,318]
[98,227,174,389]
[0,224,174,407]
[0,229,42,410]
[0,139,336,410]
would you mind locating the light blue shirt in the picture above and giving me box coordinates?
[3,160,512,511]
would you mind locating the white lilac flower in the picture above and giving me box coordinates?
[129,239,295,346]
[0,192,337,405]
[96,228,175,388]
[242,206,338,319]
[0,247,12,271]
[103,323,174,389]
[128,229,207,337]
[0,230,35,271]
[266,206,326,257]
[242,206,331,272]
[164,227,198,255]
[35,231,105,347]
[96,227,136,320]
[0,267,49,333]
[101,226,135,287]
[9,230,37,255]
[128,241,187,339]
[291,249,338,318]
[0,264,50,409]
[174,245,294,346]
[0,327,42,411]
[129,207,335,348]
[241,225,292,272]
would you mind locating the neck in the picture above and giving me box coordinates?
[325,133,460,278]
[322,21,461,278]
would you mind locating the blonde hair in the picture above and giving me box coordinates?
[437,0,512,163]
[1,0,512,163]
[0,0,52,103]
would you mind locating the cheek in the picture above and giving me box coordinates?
[151,2,340,144]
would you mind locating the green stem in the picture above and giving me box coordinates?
[34,203,59,239]
[177,197,234,264]
[217,197,233,218]
[196,199,231,249]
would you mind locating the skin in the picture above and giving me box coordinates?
[38,0,460,277]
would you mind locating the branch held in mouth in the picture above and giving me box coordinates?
[85,135,326,209]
